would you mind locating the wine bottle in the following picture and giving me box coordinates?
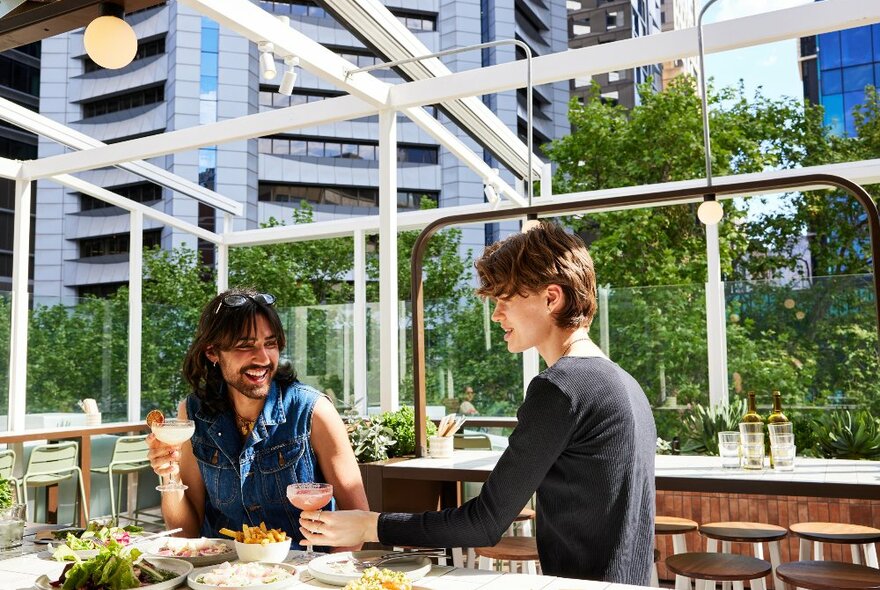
[742,391,762,423]
[767,391,789,425]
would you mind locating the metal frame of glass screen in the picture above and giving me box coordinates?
[410,173,880,457]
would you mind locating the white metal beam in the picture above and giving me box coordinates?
[0,97,243,216]
[51,175,222,245]
[128,210,144,422]
[7,176,30,432]
[0,156,20,179]
[386,0,880,110]
[378,109,399,412]
[353,229,367,415]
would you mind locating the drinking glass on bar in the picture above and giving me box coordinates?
[717,431,741,469]
[768,422,796,471]
[739,422,765,470]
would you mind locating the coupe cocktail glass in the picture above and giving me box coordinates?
[152,418,195,492]
[286,482,333,555]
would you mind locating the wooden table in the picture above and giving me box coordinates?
[0,422,149,524]
[0,545,658,590]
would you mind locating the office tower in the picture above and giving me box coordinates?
[567,0,662,108]
[659,0,698,90]
[34,0,570,300]
[0,43,39,293]
[800,21,880,136]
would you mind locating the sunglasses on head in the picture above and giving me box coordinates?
[215,293,276,314]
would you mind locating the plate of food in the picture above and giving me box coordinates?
[48,522,145,561]
[307,551,432,587]
[142,537,236,567]
[187,561,299,590]
[34,544,191,590]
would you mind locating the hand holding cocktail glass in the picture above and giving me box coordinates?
[287,482,333,555]
[147,410,195,492]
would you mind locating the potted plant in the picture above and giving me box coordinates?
[346,407,440,512]
[0,476,25,550]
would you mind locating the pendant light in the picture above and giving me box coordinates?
[84,2,137,70]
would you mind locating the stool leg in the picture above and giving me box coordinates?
[707,538,718,552]
[523,559,536,575]
[478,556,492,571]
[864,543,878,568]
[798,539,811,561]
[852,544,863,565]
[813,541,824,560]
[751,577,766,590]
[732,582,744,590]
[720,542,732,590]
[671,534,691,590]
[451,548,463,568]
[519,520,532,537]
[651,564,660,587]
[768,540,782,590]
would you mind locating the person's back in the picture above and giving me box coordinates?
[530,355,655,583]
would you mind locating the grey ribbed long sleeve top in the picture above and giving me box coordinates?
[378,356,656,585]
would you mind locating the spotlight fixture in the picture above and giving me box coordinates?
[697,194,723,225]
[278,56,300,96]
[258,41,277,80]
[483,182,499,205]
[84,2,137,70]
[521,218,541,233]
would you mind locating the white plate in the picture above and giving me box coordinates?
[143,537,236,567]
[187,561,298,590]
[33,556,192,590]
[307,551,432,587]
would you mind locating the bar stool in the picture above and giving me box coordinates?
[700,521,787,590]
[789,523,880,568]
[667,552,772,590]
[655,516,699,590]
[474,536,540,574]
[775,561,880,590]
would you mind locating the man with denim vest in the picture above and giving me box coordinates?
[147,288,368,546]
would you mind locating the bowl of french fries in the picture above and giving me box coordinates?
[220,523,291,563]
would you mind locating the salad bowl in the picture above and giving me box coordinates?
[34,556,192,590]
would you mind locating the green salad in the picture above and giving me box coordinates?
[52,539,176,590]
[52,522,144,561]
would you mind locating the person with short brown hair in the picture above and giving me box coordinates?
[297,223,656,584]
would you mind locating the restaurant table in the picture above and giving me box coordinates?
[0,422,150,524]
[380,451,880,499]
[0,543,659,590]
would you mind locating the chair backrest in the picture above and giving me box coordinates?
[0,449,15,479]
[453,433,492,450]
[109,435,150,467]
[25,441,79,476]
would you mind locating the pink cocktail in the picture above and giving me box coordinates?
[286,483,332,554]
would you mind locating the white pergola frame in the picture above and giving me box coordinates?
[1,0,879,431]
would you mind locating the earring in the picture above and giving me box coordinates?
[212,361,217,368]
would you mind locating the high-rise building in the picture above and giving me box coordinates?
[567,0,662,108]
[800,21,880,136]
[659,0,698,90]
[0,42,39,293]
[34,0,570,300]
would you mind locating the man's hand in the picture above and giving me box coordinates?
[299,509,380,548]
[146,433,180,478]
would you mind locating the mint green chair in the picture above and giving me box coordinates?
[22,441,89,526]
[91,435,151,523]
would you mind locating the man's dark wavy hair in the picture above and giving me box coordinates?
[182,287,296,415]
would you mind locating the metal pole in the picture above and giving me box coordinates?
[347,39,535,205]
[697,0,721,188]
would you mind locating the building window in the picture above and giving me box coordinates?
[79,182,163,211]
[566,0,581,9]
[260,1,436,30]
[259,136,438,164]
[394,10,436,31]
[572,17,591,35]
[259,86,344,108]
[0,136,37,160]
[81,84,165,119]
[0,55,40,96]
[608,70,621,82]
[78,229,162,258]
[78,282,128,298]
[258,182,436,211]
[573,76,591,88]
[607,11,623,29]
[83,35,165,73]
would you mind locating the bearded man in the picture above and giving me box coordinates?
[147,288,367,545]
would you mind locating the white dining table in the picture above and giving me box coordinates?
[0,546,655,590]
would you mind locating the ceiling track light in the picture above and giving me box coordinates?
[697,194,724,225]
[483,167,500,205]
[278,56,300,96]
[258,41,277,80]
[84,2,137,70]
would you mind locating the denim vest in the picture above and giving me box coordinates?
[187,380,327,540]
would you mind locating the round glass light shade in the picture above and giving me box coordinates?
[84,15,137,70]
[697,199,723,225]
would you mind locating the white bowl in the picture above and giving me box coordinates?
[234,538,291,563]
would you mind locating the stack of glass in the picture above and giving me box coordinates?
[739,422,765,470]
[769,423,796,472]
[717,431,741,469]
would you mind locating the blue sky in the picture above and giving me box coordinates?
[704,0,810,102]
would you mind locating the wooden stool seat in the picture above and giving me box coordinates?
[474,536,539,562]
[656,516,699,534]
[666,552,771,581]
[654,548,661,562]
[700,521,788,543]
[776,560,880,590]
[514,507,535,522]
[790,523,880,545]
